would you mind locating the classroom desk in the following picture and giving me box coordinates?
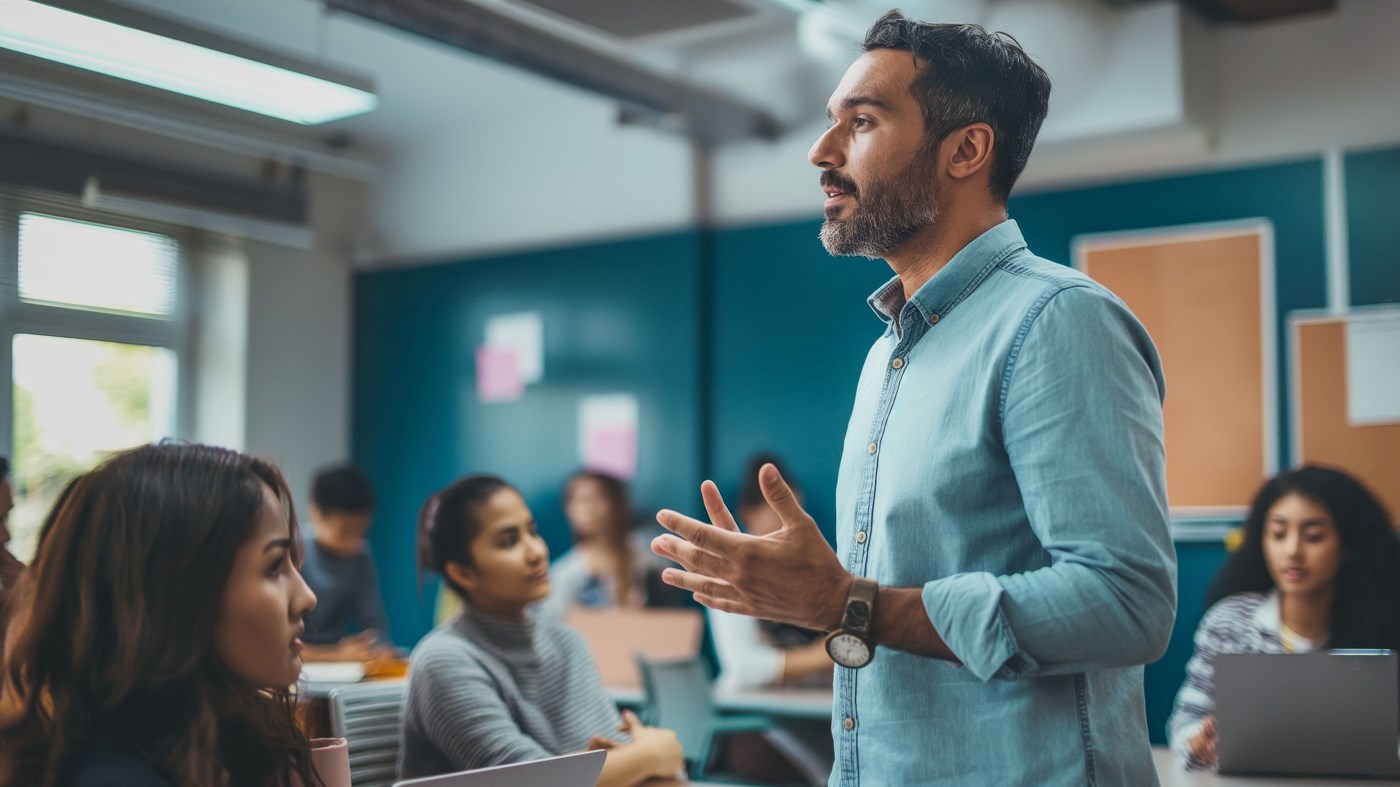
[710,688,833,721]
[1152,747,1400,785]
[609,686,834,721]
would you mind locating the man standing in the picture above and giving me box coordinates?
[652,11,1176,786]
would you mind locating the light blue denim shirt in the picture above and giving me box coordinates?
[832,220,1177,786]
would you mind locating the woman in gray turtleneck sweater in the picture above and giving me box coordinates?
[399,474,684,786]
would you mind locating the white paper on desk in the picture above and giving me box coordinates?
[484,311,544,384]
[1346,312,1400,426]
[300,662,365,683]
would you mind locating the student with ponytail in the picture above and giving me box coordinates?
[400,474,683,785]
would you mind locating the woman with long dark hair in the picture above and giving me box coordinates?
[401,475,682,785]
[1168,465,1400,770]
[0,442,321,787]
[538,470,669,620]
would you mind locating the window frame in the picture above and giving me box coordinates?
[0,186,198,507]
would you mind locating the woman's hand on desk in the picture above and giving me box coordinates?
[620,711,684,779]
[590,710,685,787]
[1188,716,1217,768]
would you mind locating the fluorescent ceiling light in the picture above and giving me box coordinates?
[0,0,377,125]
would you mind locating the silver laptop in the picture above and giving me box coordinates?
[1215,650,1400,778]
[392,751,606,787]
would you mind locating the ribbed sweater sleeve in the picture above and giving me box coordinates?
[398,609,627,780]
[408,641,554,771]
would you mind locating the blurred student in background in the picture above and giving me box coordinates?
[538,470,679,620]
[1169,465,1400,770]
[0,443,321,787]
[300,464,395,663]
[402,475,683,786]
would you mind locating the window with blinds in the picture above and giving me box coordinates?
[1,207,186,563]
[18,212,179,318]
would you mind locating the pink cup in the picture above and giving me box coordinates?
[306,737,351,787]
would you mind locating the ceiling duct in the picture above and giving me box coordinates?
[323,0,783,144]
[514,0,755,40]
[0,128,313,247]
[1104,0,1338,23]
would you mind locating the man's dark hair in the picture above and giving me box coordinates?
[311,463,375,514]
[0,456,8,479]
[863,10,1051,202]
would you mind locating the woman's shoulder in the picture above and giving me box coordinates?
[1197,592,1272,642]
[1203,591,1269,622]
[534,614,591,655]
[410,620,490,670]
[64,746,173,787]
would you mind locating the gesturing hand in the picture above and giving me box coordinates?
[651,463,853,632]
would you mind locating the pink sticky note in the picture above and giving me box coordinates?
[476,345,524,403]
[583,424,638,480]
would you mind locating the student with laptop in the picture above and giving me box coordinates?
[0,443,322,786]
[402,475,684,786]
[1168,465,1400,770]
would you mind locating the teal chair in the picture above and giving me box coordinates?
[635,653,772,780]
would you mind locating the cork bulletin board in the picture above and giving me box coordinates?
[1076,222,1276,519]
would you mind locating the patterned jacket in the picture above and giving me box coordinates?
[1167,591,1322,769]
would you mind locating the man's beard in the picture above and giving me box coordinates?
[820,155,941,259]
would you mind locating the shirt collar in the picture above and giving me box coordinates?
[1255,590,1282,633]
[867,219,1028,333]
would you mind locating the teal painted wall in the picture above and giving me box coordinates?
[353,231,705,646]
[1345,146,1400,306]
[352,146,1398,746]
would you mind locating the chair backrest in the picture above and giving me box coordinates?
[328,680,407,787]
[635,654,715,769]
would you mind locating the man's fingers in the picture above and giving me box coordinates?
[759,463,813,531]
[621,709,643,732]
[651,534,724,578]
[654,508,744,552]
[700,480,741,532]
[660,567,736,602]
[694,593,749,616]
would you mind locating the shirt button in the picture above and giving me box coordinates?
[891,357,904,370]
[867,442,878,455]
[856,531,867,544]
[843,717,855,730]
[928,312,941,325]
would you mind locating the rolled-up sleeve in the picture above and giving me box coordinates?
[922,285,1177,681]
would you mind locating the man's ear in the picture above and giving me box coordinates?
[943,122,995,183]
[444,560,477,597]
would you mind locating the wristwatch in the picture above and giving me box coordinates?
[824,576,877,669]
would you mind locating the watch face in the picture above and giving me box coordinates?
[826,632,872,668]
